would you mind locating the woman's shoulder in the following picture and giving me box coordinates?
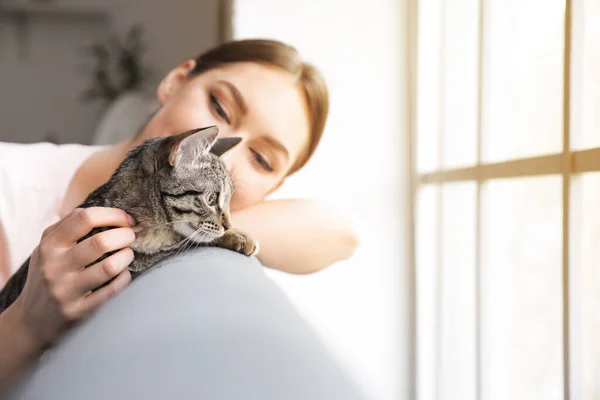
[0,141,104,161]
[0,141,107,276]
[0,141,106,190]
[0,140,101,159]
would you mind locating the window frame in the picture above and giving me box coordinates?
[408,0,592,398]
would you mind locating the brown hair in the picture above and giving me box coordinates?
[188,39,329,174]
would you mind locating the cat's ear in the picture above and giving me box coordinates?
[210,137,242,157]
[160,126,219,168]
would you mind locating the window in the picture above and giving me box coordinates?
[413,0,600,398]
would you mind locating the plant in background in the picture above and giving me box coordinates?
[80,25,152,106]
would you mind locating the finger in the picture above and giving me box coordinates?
[50,207,135,246]
[70,227,136,269]
[74,247,134,294]
[78,269,132,316]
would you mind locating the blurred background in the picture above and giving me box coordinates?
[0,0,598,399]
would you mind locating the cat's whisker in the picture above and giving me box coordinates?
[160,222,204,259]
[171,227,201,258]
[161,221,219,259]
[182,228,205,254]
[168,234,193,253]
[169,236,188,258]
[180,231,198,254]
[174,239,192,258]
[182,233,198,253]
[193,229,213,246]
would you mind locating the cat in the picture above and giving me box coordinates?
[0,126,258,313]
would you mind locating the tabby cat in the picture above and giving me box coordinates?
[0,126,258,313]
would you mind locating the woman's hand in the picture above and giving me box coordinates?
[0,207,136,387]
[15,207,136,345]
[0,207,135,387]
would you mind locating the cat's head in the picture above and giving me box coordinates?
[149,126,240,243]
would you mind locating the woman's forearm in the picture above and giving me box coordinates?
[0,301,44,388]
[231,199,359,274]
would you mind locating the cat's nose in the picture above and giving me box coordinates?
[221,213,231,230]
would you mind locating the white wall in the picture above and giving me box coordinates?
[0,0,219,144]
[233,1,411,399]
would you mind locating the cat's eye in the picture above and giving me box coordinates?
[205,192,218,206]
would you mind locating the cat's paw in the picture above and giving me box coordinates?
[214,229,259,257]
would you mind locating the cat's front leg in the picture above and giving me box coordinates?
[212,229,259,257]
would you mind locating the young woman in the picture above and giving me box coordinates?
[0,39,358,385]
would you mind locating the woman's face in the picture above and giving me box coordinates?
[137,61,311,211]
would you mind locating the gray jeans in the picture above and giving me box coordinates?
[4,248,366,400]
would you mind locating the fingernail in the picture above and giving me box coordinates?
[127,214,136,226]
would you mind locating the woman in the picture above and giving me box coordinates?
[0,39,359,385]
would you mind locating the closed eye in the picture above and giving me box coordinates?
[171,206,201,216]
[250,149,273,172]
[162,190,203,198]
[210,92,230,124]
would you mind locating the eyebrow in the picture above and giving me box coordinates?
[218,80,248,115]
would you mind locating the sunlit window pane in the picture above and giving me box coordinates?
[573,0,600,150]
[579,174,600,400]
[416,185,439,400]
[417,0,441,173]
[440,182,477,400]
[481,176,563,400]
[441,0,479,169]
[482,0,564,162]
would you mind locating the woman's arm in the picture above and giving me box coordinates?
[0,301,44,387]
[231,199,359,274]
